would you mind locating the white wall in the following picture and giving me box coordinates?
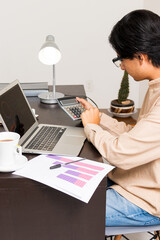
[0,0,145,108]
[144,0,160,14]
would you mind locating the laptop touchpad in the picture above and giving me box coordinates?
[66,128,85,137]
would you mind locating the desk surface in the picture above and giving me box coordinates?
[0,85,138,240]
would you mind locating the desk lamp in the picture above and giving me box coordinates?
[38,35,64,104]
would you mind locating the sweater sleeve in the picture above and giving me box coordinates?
[99,113,133,136]
[85,101,160,170]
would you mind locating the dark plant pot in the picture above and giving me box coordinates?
[110,99,134,113]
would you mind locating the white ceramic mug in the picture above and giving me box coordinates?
[0,132,22,168]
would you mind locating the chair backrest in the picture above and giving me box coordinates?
[105,225,160,236]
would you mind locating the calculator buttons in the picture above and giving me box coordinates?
[64,105,85,120]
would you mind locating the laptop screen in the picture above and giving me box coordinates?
[0,83,36,137]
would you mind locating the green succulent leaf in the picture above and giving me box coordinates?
[118,70,129,103]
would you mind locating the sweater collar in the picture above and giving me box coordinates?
[149,78,160,87]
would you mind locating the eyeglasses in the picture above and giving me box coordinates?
[112,56,122,67]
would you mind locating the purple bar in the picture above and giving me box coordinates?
[57,173,86,188]
[57,174,77,184]
[47,155,62,160]
[66,170,92,180]
[64,165,78,170]
[66,170,80,177]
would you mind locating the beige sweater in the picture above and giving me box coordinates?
[84,78,160,217]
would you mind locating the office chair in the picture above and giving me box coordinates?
[105,225,160,240]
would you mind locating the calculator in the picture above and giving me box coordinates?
[57,96,86,120]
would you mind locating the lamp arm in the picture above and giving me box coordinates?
[52,64,56,98]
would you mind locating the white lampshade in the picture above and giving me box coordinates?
[39,35,61,65]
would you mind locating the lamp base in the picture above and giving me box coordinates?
[38,92,64,104]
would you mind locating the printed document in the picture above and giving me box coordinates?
[13,154,114,203]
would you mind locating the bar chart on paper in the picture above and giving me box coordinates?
[13,155,114,203]
[47,155,105,188]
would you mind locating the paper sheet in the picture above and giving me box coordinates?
[13,154,114,203]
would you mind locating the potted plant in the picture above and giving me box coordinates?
[110,70,135,114]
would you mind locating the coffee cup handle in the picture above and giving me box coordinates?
[16,145,22,155]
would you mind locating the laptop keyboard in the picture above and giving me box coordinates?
[26,126,66,151]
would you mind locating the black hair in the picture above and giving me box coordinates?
[109,9,160,67]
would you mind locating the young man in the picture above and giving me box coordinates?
[77,9,160,226]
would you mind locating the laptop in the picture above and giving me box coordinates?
[0,80,86,156]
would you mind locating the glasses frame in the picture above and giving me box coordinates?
[112,56,122,67]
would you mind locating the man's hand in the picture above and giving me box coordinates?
[76,97,94,110]
[81,107,100,127]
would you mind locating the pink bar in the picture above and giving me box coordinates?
[75,179,86,188]
[79,173,92,180]
[58,157,71,163]
[77,167,98,175]
[75,161,104,171]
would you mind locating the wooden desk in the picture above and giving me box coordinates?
[0,85,105,240]
[0,85,138,240]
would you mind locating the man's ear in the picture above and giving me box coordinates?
[137,54,148,65]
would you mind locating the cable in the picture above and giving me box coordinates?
[86,96,99,108]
